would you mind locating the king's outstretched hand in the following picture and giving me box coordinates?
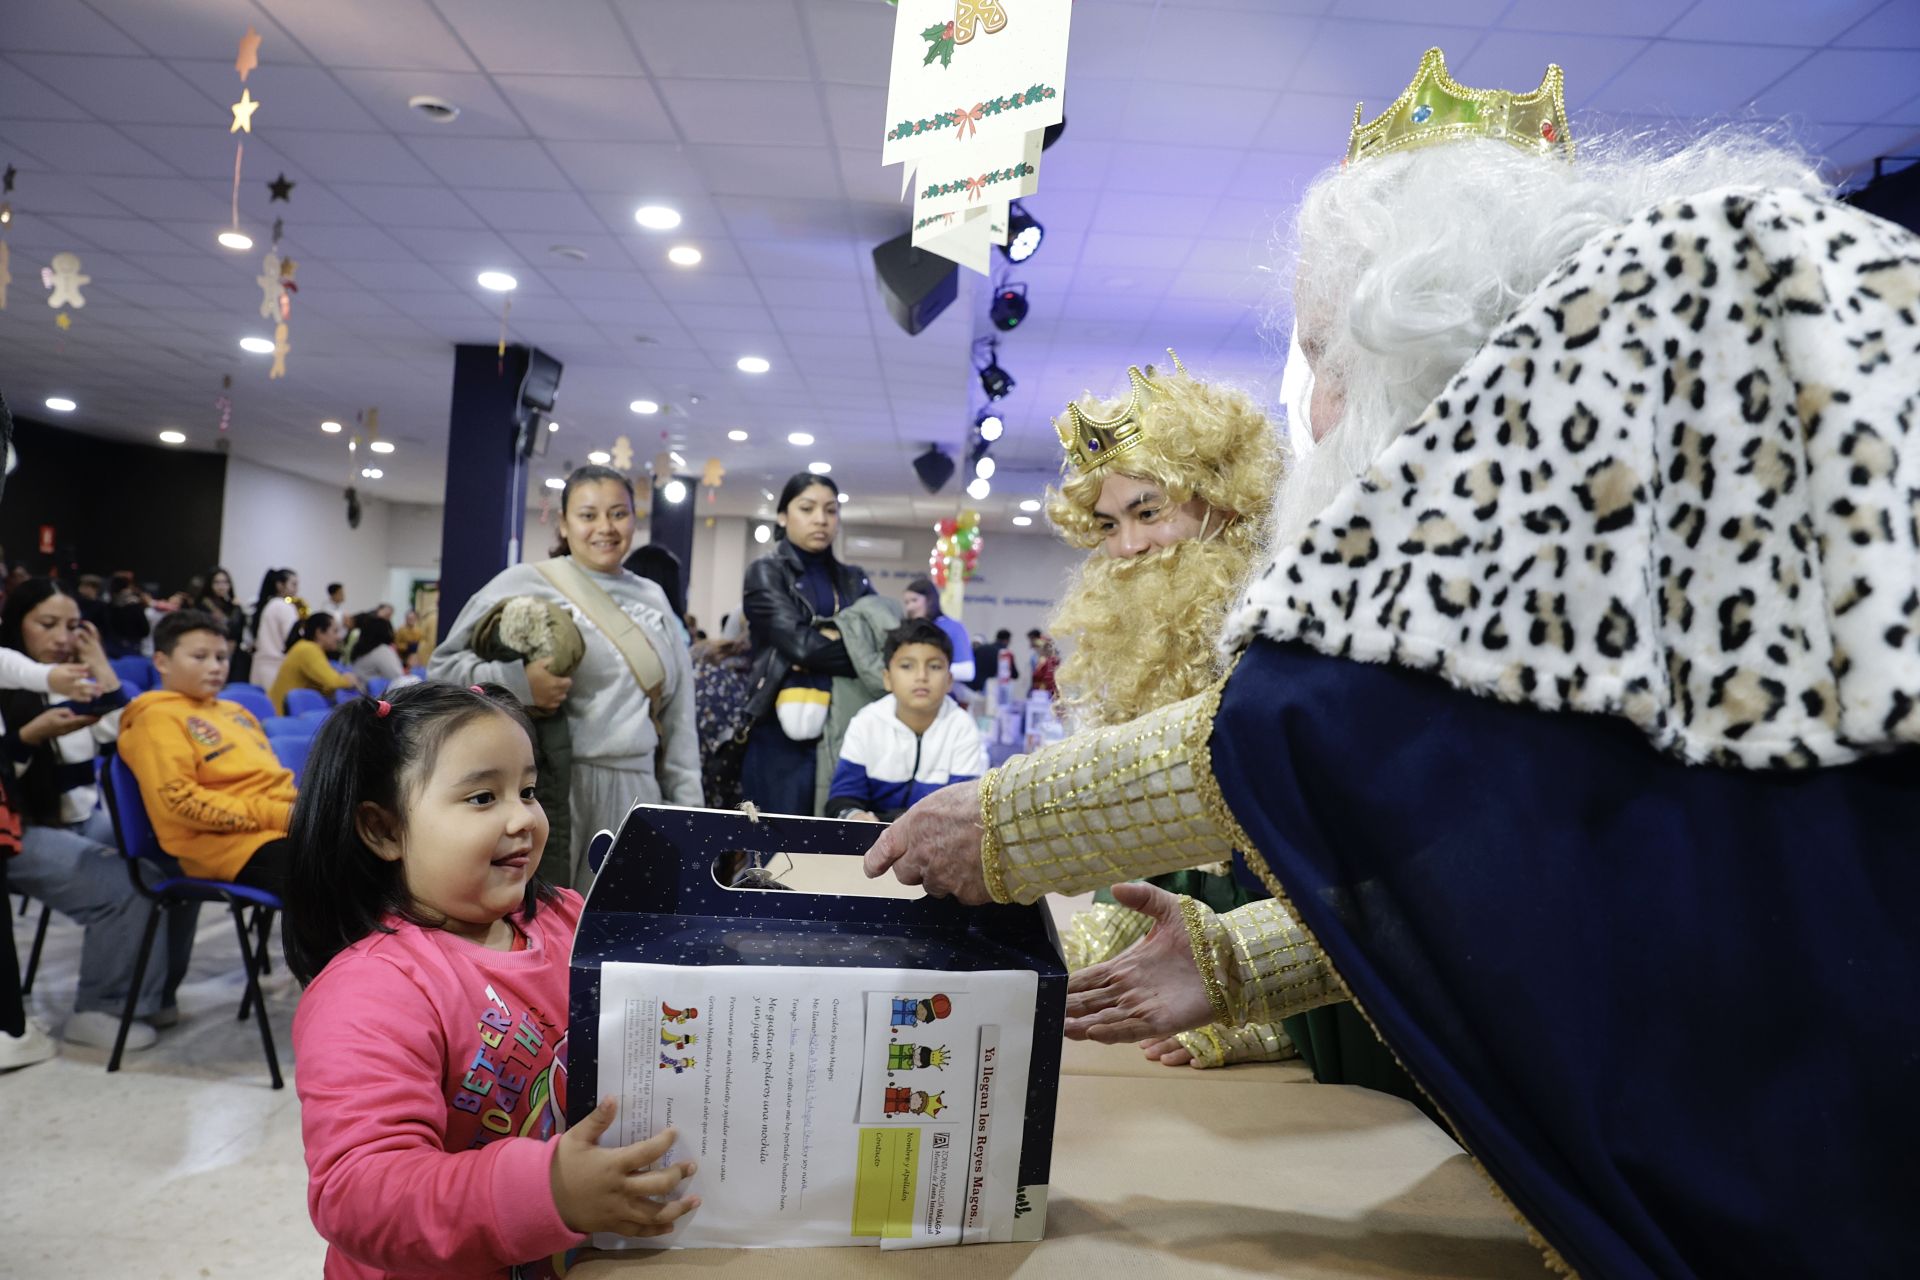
[863,779,991,904]
[1065,882,1214,1044]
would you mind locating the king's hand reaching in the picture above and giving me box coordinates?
[862,780,991,904]
[1065,882,1215,1044]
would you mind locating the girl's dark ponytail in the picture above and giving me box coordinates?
[283,682,552,986]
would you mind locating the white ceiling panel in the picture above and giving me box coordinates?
[619,0,814,82]
[1588,42,1811,116]
[1751,49,1920,123]
[254,0,476,73]
[3,53,216,126]
[0,3,145,55]
[492,73,677,144]
[655,79,832,147]
[436,0,644,77]
[1665,0,1886,47]
[406,135,572,190]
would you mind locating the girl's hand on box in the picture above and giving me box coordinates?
[551,1097,700,1238]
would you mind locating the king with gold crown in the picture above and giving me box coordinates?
[874,43,1920,1276]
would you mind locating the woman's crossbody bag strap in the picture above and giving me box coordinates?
[534,557,668,735]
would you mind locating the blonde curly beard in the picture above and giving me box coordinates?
[1048,525,1258,730]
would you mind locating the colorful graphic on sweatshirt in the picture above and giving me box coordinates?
[890,993,952,1026]
[185,715,224,747]
[452,984,562,1149]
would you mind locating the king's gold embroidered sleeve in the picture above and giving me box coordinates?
[1174,1020,1294,1069]
[1058,900,1155,972]
[1187,897,1343,1027]
[980,686,1233,904]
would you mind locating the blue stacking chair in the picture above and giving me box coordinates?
[221,684,275,724]
[270,733,314,786]
[259,715,305,738]
[101,750,284,1088]
[367,677,391,698]
[283,687,331,718]
[111,656,152,692]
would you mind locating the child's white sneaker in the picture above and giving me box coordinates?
[0,1019,58,1070]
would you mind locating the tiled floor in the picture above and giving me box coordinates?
[1,902,326,1277]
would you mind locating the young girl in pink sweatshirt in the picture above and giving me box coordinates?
[287,683,699,1278]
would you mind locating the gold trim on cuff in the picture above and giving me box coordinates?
[1179,895,1232,1024]
[978,766,1011,905]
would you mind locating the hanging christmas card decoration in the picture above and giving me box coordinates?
[908,128,1041,223]
[911,201,1008,275]
[881,0,1066,169]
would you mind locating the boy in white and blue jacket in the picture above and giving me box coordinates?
[827,619,985,822]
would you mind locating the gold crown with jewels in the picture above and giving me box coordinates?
[1346,47,1573,167]
[1055,350,1187,474]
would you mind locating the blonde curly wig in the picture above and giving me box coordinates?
[1045,368,1282,550]
[1042,367,1284,728]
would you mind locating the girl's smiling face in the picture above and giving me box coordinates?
[361,711,549,947]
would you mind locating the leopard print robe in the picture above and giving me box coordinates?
[1227,186,1920,769]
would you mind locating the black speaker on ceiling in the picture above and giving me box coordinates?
[513,347,564,458]
[912,446,956,494]
[1845,156,1920,235]
[872,232,958,335]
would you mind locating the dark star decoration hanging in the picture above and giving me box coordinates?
[267,173,294,202]
[2,165,15,194]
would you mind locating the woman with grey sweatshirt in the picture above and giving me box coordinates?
[428,465,701,890]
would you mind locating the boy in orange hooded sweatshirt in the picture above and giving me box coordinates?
[118,610,296,897]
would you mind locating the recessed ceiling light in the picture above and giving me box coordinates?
[727,429,749,442]
[44,397,76,413]
[369,440,395,454]
[667,245,702,267]
[736,355,770,374]
[753,524,772,544]
[787,431,814,446]
[977,413,1004,442]
[974,457,997,480]
[588,450,611,465]
[320,420,343,434]
[669,450,687,468]
[1019,498,1041,512]
[360,467,384,479]
[239,336,274,354]
[547,420,560,432]
[808,461,832,475]
[158,430,186,445]
[967,477,992,500]
[408,94,460,123]
[1012,515,1033,527]
[837,492,850,504]
[477,270,517,292]
[549,244,588,262]
[217,230,253,251]
[630,399,659,415]
[662,479,689,504]
[544,477,565,490]
[634,205,681,231]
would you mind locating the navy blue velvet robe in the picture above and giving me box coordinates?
[1213,639,1919,1278]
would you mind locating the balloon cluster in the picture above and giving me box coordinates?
[929,510,983,589]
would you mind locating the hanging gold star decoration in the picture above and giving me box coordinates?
[270,320,290,378]
[231,88,260,134]
[235,25,262,81]
[56,312,70,331]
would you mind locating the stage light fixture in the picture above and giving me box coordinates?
[977,349,1014,401]
[662,479,688,504]
[754,524,773,544]
[588,450,611,465]
[974,456,996,481]
[966,477,992,501]
[976,412,1004,442]
[1005,203,1043,262]
[912,445,956,494]
[989,283,1028,331]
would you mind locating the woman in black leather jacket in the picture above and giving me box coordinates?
[739,473,873,814]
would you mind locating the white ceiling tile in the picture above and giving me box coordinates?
[715,194,852,241]
[549,142,706,197]
[277,222,418,262]
[1457,32,1650,109]
[1667,0,1887,46]
[1833,2,1920,47]
[331,68,529,137]
[1077,231,1196,271]
[330,260,462,295]
[1032,139,1114,191]
[1587,42,1810,116]
[1120,81,1281,149]
[693,145,843,198]
[803,2,894,87]
[655,79,831,146]
[0,120,176,176]
[0,56,89,120]
[82,175,229,222]
[1204,197,1289,243]
[176,60,386,132]
[41,212,203,255]
[1089,191,1220,236]
[1104,142,1255,197]
[1290,21,1485,101]
[1751,49,1920,124]
[1058,79,1135,143]
[1500,0,1695,36]
[4,53,217,126]
[646,271,766,306]
[0,4,146,55]
[823,83,886,151]
[493,74,677,143]
[499,232,645,274]
[384,225,523,268]
[1228,150,1331,205]
[109,122,291,180]
[74,0,303,59]
[460,186,606,235]
[1136,9,1317,90]
[270,130,432,184]
[618,0,814,80]
[436,0,643,75]
[1825,122,1920,175]
[254,0,477,73]
[331,183,487,229]
[406,136,570,190]
[835,147,907,207]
